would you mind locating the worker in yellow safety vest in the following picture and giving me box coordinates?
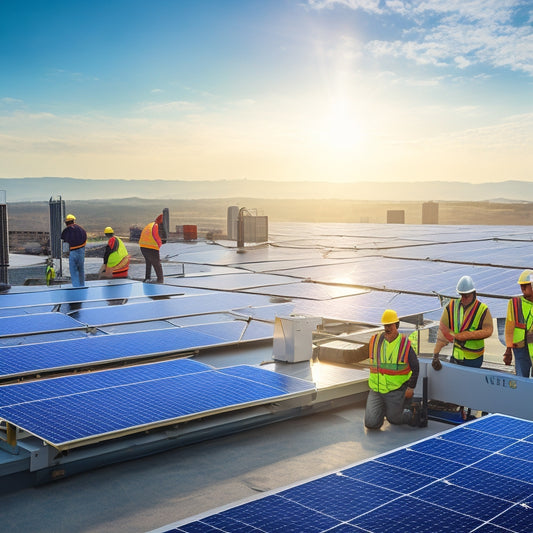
[502,269,533,377]
[364,309,420,429]
[98,227,130,279]
[432,275,493,371]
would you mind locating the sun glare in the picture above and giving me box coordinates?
[318,101,365,152]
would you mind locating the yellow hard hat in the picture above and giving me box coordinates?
[518,269,533,284]
[104,226,114,235]
[65,214,76,221]
[381,309,399,325]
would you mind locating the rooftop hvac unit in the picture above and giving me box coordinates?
[272,316,322,363]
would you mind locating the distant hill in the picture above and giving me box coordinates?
[1,177,533,203]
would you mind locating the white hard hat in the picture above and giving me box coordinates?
[456,275,475,294]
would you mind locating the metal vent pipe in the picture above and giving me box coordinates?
[0,190,9,287]
[163,208,170,237]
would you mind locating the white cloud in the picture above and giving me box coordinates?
[308,0,533,76]
[1,97,24,105]
[307,0,383,14]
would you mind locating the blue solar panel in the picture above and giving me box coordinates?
[170,273,298,290]
[0,358,210,406]
[293,291,441,325]
[69,293,274,326]
[0,360,315,447]
[244,282,367,300]
[0,312,85,337]
[159,414,533,533]
[0,321,271,379]
[0,281,184,309]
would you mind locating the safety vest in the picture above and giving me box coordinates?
[106,236,130,277]
[368,333,412,394]
[139,222,162,250]
[509,296,533,351]
[447,298,488,360]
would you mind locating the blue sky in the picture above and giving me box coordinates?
[1,0,532,183]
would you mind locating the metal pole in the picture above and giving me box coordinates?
[237,207,246,249]
[0,190,10,289]
[163,208,170,237]
[49,196,64,277]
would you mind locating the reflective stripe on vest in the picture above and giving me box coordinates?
[368,333,412,393]
[448,299,487,360]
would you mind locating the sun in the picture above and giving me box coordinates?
[319,103,365,152]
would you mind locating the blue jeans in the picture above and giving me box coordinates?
[512,346,532,378]
[69,247,86,287]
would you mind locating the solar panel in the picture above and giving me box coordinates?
[0,281,185,310]
[0,320,271,379]
[169,273,299,290]
[244,282,367,300]
[293,291,441,325]
[156,414,533,533]
[0,360,316,448]
[279,256,519,299]
[0,312,85,337]
[68,292,274,326]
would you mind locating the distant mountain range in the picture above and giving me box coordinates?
[1,177,532,203]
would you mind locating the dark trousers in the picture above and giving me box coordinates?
[141,247,164,282]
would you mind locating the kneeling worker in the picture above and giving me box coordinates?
[364,309,420,429]
[98,226,130,279]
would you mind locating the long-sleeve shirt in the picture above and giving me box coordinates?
[61,224,87,250]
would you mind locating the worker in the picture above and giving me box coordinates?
[364,309,420,429]
[139,213,167,283]
[98,226,130,279]
[432,275,493,371]
[61,213,87,288]
[502,269,533,377]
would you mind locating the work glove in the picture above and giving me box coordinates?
[404,387,414,399]
[432,355,442,371]
[503,350,512,366]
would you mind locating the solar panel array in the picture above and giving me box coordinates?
[0,359,316,448]
[158,414,533,533]
[1,222,528,377]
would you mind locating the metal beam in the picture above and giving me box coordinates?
[417,359,532,421]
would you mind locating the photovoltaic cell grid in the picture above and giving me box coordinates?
[0,320,271,379]
[0,312,86,337]
[160,414,533,533]
[0,359,315,448]
[0,281,184,310]
[68,292,274,326]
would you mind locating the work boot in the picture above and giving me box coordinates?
[409,403,421,427]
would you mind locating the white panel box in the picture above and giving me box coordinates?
[272,316,322,363]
